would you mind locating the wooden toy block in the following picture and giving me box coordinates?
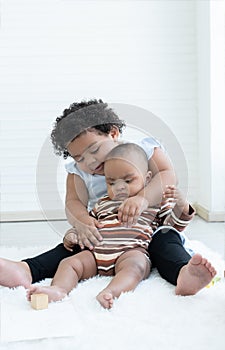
[31,293,48,310]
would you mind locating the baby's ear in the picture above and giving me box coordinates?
[145,171,152,186]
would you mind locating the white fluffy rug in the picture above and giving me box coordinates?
[0,242,225,350]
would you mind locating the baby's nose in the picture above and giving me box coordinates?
[114,180,126,191]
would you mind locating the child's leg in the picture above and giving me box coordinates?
[96,250,151,309]
[27,250,97,302]
[0,258,32,288]
[0,243,81,288]
[23,243,81,283]
[175,254,216,295]
[148,229,216,295]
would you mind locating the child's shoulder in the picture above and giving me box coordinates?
[122,137,162,159]
[134,137,161,149]
[65,161,90,179]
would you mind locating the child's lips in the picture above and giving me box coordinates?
[94,163,104,174]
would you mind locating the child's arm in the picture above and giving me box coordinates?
[163,185,190,215]
[65,174,103,250]
[118,147,176,226]
[161,185,195,231]
[145,147,177,205]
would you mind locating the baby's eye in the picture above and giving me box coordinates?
[107,181,115,186]
[125,179,132,183]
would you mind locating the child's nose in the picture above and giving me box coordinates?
[86,153,97,166]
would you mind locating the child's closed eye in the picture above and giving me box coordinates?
[89,146,100,154]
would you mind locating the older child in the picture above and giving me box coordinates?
[0,100,216,295]
[28,143,206,309]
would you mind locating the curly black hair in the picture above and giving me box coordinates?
[51,99,126,159]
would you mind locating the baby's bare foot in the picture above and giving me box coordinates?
[176,253,217,296]
[96,289,114,309]
[27,285,67,302]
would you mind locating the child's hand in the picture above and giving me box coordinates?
[63,228,78,252]
[163,185,187,208]
[74,215,103,250]
[118,195,149,227]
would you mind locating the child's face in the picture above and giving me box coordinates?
[67,129,119,175]
[104,158,148,201]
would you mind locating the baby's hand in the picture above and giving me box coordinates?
[118,195,149,227]
[163,185,186,208]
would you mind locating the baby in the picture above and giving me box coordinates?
[28,143,200,309]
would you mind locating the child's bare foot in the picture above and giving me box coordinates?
[27,285,67,302]
[96,289,114,309]
[0,258,32,288]
[175,253,217,296]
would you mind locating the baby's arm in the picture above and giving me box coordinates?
[65,174,103,250]
[162,185,195,231]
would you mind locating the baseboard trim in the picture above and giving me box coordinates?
[1,207,225,223]
[0,210,66,222]
[194,204,225,222]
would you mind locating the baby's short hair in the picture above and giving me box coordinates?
[105,143,149,173]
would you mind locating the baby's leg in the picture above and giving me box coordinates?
[0,258,32,288]
[27,250,97,302]
[96,250,151,309]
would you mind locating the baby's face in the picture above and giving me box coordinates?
[104,158,146,200]
[67,130,119,175]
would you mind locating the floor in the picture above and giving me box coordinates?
[1,215,224,350]
[0,215,225,259]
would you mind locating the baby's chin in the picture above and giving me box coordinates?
[111,194,129,201]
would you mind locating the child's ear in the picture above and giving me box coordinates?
[145,171,152,186]
[110,126,120,140]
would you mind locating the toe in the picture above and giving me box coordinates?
[191,254,202,265]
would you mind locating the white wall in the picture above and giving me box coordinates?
[0,0,201,221]
[196,0,225,221]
